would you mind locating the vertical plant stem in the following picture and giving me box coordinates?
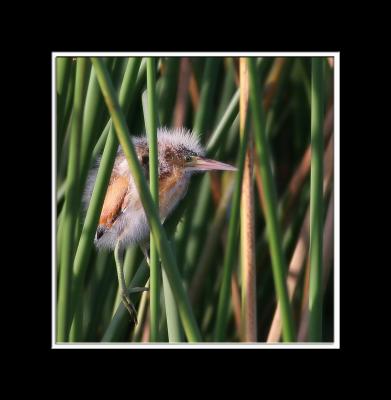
[92,57,201,342]
[158,58,180,125]
[215,58,236,123]
[90,60,147,162]
[248,57,295,342]
[162,242,182,342]
[111,247,140,314]
[173,58,191,128]
[57,57,88,342]
[267,206,310,342]
[214,120,248,341]
[84,250,109,340]
[79,64,107,185]
[146,57,160,342]
[132,280,151,341]
[182,175,211,279]
[193,58,220,135]
[189,181,234,304]
[299,189,333,342]
[239,58,257,342]
[56,57,73,157]
[57,65,76,183]
[102,263,150,342]
[309,58,325,341]
[70,58,141,330]
[231,271,242,334]
[206,90,239,156]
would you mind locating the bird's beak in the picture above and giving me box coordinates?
[186,156,237,172]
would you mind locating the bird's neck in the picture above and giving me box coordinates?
[158,169,191,219]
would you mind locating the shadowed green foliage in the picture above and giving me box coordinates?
[56,56,334,344]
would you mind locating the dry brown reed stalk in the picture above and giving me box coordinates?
[254,104,334,256]
[173,58,191,128]
[188,65,200,110]
[263,58,286,110]
[281,105,333,227]
[189,58,288,320]
[210,172,222,206]
[301,257,311,328]
[266,211,310,342]
[239,58,257,342]
[141,312,151,342]
[231,271,242,334]
[232,58,240,87]
[131,281,150,341]
[254,166,267,215]
[267,134,334,342]
[252,58,286,215]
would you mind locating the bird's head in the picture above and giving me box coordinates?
[134,127,237,179]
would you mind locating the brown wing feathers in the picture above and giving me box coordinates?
[99,175,129,228]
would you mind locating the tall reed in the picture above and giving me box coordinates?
[309,57,325,341]
[91,57,202,342]
[248,57,295,342]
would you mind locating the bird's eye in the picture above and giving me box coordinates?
[141,155,149,165]
[185,155,193,162]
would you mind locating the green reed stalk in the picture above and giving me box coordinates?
[102,262,150,342]
[248,57,295,342]
[162,240,182,342]
[146,57,160,342]
[214,117,248,341]
[158,58,180,125]
[193,58,220,135]
[309,57,325,341]
[57,57,88,341]
[91,57,201,342]
[56,57,73,156]
[143,68,181,342]
[104,83,245,342]
[79,65,107,184]
[69,58,141,333]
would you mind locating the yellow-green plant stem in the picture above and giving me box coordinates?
[57,57,88,342]
[247,57,295,342]
[309,57,325,341]
[91,57,202,342]
[146,57,160,342]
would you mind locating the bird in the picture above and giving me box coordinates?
[84,127,237,323]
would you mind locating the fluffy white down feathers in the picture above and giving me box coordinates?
[83,128,204,250]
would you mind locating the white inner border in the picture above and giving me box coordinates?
[52,52,340,349]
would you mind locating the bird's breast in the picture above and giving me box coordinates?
[158,172,190,219]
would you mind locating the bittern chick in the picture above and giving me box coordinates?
[84,127,237,322]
